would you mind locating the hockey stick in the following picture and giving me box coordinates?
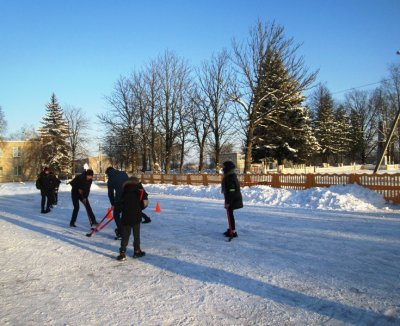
[81,198,96,227]
[86,208,113,237]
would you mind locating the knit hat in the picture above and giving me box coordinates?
[86,169,94,176]
[222,161,235,174]
[105,166,114,175]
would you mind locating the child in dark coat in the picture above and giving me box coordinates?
[117,176,147,261]
[221,161,243,238]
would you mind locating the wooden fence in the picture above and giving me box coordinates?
[139,173,400,204]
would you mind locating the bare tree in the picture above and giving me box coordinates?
[130,71,151,171]
[231,20,317,172]
[344,90,378,163]
[0,106,6,137]
[143,61,162,169]
[64,106,90,175]
[155,51,192,173]
[197,49,233,170]
[98,76,141,172]
[8,124,38,140]
[187,88,211,172]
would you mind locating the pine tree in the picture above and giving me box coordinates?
[334,105,353,163]
[311,85,339,164]
[39,93,70,175]
[252,50,319,165]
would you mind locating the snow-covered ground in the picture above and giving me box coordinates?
[0,182,399,325]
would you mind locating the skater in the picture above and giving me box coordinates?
[36,167,52,214]
[117,176,147,261]
[69,169,98,227]
[105,166,128,240]
[221,161,243,238]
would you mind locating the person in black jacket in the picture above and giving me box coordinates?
[117,176,147,261]
[36,167,51,214]
[48,172,61,206]
[105,166,128,240]
[221,161,243,238]
[69,169,98,227]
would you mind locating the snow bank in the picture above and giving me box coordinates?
[144,183,393,212]
[0,181,394,212]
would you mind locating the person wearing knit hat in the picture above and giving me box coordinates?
[69,169,98,227]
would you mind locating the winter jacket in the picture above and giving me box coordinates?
[48,173,61,191]
[69,172,92,199]
[106,168,129,205]
[36,172,51,195]
[221,171,243,210]
[121,179,148,226]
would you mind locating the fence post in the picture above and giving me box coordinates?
[244,174,251,186]
[305,174,315,189]
[160,174,164,184]
[271,174,280,188]
[202,174,208,186]
[173,174,177,185]
[349,174,359,185]
[187,174,191,185]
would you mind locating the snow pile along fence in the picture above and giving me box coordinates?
[140,173,400,204]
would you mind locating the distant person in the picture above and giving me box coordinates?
[69,169,98,227]
[36,167,51,214]
[117,176,147,261]
[221,161,243,238]
[105,166,129,240]
[48,171,61,207]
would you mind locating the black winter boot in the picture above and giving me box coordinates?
[117,251,126,261]
[133,250,145,258]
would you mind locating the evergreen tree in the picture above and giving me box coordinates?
[252,50,319,165]
[39,93,70,175]
[311,85,339,164]
[231,20,317,172]
[333,105,353,163]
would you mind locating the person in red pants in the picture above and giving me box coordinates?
[221,161,243,238]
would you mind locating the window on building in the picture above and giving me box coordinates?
[13,165,22,176]
[13,147,22,158]
[0,167,3,175]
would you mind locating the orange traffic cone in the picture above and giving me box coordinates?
[155,201,161,213]
[106,207,113,218]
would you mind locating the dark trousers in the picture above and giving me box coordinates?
[53,189,59,205]
[113,202,123,236]
[120,224,141,253]
[70,192,96,225]
[227,207,236,231]
[142,212,151,222]
[41,193,50,212]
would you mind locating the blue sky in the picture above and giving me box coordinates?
[0,0,399,141]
